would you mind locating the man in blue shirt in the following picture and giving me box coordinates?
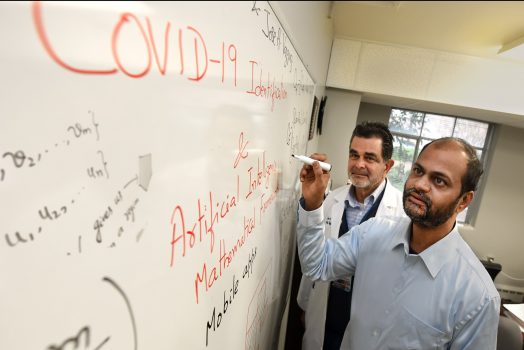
[297,122,405,350]
[297,137,500,349]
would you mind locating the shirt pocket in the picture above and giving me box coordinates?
[388,307,447,350]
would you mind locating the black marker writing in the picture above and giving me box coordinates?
[87,150,109,179]
[102,276,138,350]
[39,205,68,221]
[46,325,110,350]
[262,9,281,49]
[251,1,261,16]
[3,150,39,168]
[89,110,100,141]
[5,231,27,247]
[4,227,42,248]
[206,274,239,346]
[67,122,92,138]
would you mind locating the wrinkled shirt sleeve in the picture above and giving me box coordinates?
[296,202,359,282]
[449,295,500,350]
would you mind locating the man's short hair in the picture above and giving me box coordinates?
[350,121,394,161]
[419,137,484,195]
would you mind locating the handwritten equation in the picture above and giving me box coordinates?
[2,110,150,254]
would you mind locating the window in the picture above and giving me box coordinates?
[388,108,493,224]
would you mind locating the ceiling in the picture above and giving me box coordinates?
[331,1,524,60]
[329,1,524,127]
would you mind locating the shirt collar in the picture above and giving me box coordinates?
[392,222,461,279]
[347,179,387,207]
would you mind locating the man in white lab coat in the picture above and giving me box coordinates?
[297,122,406,350]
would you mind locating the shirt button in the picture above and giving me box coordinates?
[372,329,379,337]
[385,309,390,315]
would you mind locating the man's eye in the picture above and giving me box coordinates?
[435,177,445,186]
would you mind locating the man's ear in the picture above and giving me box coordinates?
[384,159,395,174]
[456,191,474,213]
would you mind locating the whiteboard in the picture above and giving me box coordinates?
[0,2,315,349]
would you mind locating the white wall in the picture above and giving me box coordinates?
[317,89,362,188]
[355,102,390,125]
[460,125,524,293]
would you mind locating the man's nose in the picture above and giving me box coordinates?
[413,176,430,192]
[354,157,366,168]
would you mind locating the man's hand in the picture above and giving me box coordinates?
[299,153,330,211]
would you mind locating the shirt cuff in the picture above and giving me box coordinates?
[298,199,324,226]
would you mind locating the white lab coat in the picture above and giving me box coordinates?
[297,180,406,350]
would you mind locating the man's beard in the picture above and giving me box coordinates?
[349,169,379,189]
[402,187,461,228]
[349,174,370,188]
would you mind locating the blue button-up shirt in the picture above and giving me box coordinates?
[345,179,386,230]
[297,204,500,349]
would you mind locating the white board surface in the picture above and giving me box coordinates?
[0,1,315,349]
